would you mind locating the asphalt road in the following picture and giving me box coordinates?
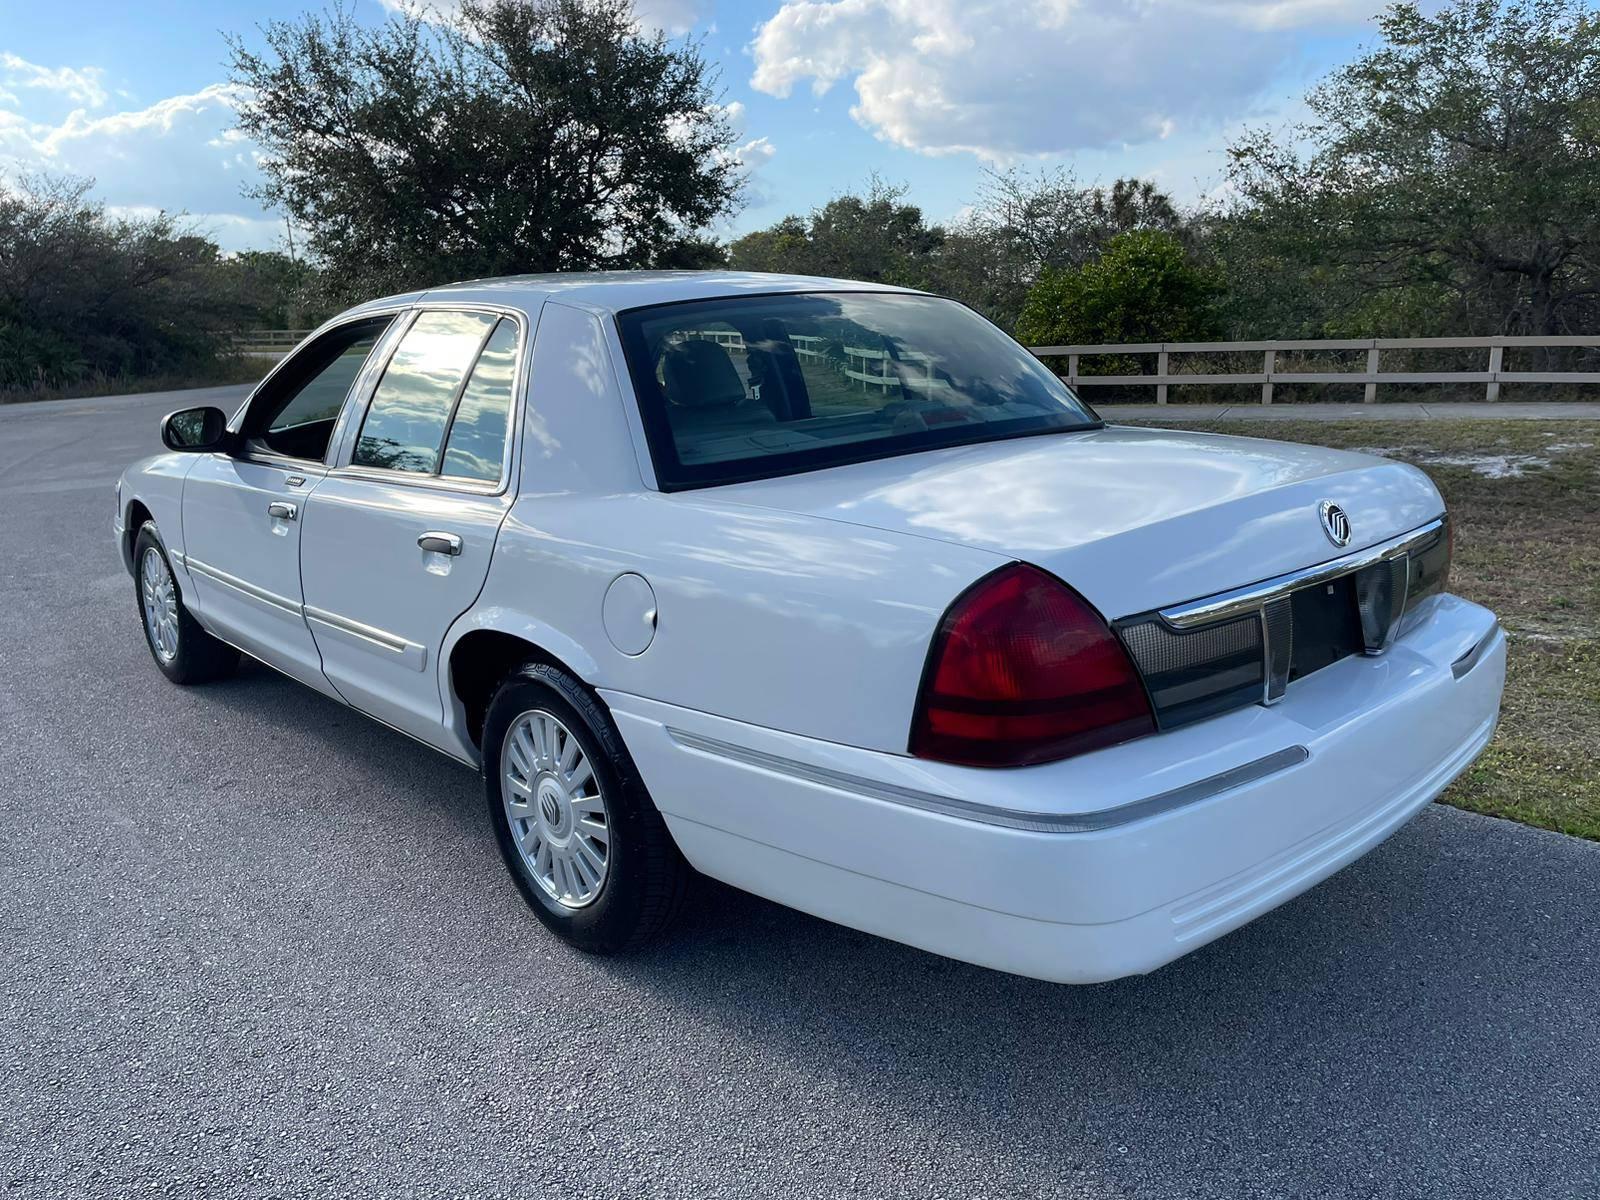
[3,386,1598,1200]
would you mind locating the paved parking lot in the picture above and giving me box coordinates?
[2,387,1598,1199]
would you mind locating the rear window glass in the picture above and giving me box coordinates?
[615,292,1098,489]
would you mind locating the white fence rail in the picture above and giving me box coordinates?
[1026,336,1600,404]
[235,329,314,357]
[676,329,943,391]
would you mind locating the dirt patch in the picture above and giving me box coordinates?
[1350,436,1600,478]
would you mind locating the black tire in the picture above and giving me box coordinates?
[483,662,690,953]
[132,522,240,685]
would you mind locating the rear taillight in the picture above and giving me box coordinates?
[1405,515,1453,607]
[910,564,1156,768]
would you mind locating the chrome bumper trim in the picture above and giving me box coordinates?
[1159,517,1446,630]
[1451,624,1501,680]
[667,728,1310,834]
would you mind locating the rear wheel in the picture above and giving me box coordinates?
[133,523,240,685]
[483,663,690,952]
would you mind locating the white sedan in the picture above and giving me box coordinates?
[114,272,1505,983]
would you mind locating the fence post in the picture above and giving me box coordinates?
[1156,348,1169,405]
[1364,344,1380,403]
[1261,349,1275,405]
[1486,344,1503,402]
[1067,353,1079,388]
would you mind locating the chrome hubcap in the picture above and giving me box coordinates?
[500,710,610,908]
[140,547,179,663]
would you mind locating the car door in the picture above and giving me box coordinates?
[181,315,400,696]
[298,307,526,747]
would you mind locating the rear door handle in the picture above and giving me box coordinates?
[418,531,463,556]
[267,501,298,521]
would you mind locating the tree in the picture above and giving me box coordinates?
[727,215,812,274]
[1225,0,1600,338]
[730,172,1191,334]
[931,170,1188,331]
[213,249,331,331]
[1015,230,1220,349]
[0,174,245,392]
[228,0,744,299]
[728,177,943,286]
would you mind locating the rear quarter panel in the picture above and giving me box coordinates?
[446,297,1009,754]
[467,492,1006,751]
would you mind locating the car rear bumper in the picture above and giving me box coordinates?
[604,594,1505,984]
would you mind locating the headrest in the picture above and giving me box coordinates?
[662,338,746,408]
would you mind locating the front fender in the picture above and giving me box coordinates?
[117,453,200,579]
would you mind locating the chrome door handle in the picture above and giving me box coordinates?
[417,531,463,556]
[267,501,298,521]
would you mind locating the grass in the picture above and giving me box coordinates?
[0,356,265,405]
[1123,418,1600,841]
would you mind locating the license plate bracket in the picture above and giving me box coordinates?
[1288,575,1364,681]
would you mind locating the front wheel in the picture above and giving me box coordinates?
[133,523,239,685]
[483,663,690,953]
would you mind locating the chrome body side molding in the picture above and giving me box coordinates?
[186,554,426,671]
[184,555,303,617]
[667,727,1310,834]
[303,604,427,671]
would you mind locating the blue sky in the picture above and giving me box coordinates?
[0,0,1388,254]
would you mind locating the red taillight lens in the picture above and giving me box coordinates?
[909,564,1156,767]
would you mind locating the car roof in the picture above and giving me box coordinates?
[341,271,927,320]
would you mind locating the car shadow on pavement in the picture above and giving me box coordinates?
[185,658,1597,1197]
[600,806,1597,1195]
[191,657,488,830]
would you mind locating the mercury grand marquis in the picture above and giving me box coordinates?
[114,272,1505,983]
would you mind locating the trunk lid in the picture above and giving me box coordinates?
[699,425,1443,619]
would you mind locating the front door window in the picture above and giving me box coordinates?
[242,317,393,462]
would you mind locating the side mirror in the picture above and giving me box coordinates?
[160,406,231,453]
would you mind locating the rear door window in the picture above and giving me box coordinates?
[440,318,519,482]
[354,310,500,474]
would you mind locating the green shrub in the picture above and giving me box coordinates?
[1016,230,1220,350]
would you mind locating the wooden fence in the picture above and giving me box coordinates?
[235,329,314,357]
[1025,336,1600,403]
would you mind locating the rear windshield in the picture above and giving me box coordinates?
[615,291,1100,489]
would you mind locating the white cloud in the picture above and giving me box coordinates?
[374,0,709,35]
[0,52,109,109]
[1194,0,1380,30]
[717,101,776,170]
[733,135,776,167]
[106,205,287,254]
[749,0,1372,159]
[632,0,710,34]
[0,83,268,234]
